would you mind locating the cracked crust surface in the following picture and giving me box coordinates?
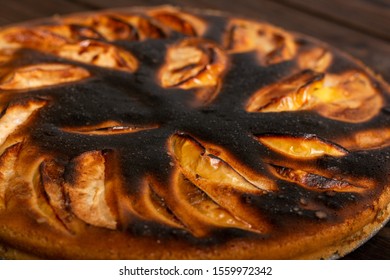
[0,5,390,259]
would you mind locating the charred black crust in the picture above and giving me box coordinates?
[1,6,390,247]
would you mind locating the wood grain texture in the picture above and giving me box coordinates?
[0,0,92,26]
[0,0,389,260]
[274,0,390,41]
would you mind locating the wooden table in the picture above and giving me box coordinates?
[0,0,389,260]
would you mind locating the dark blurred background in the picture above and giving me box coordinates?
[0,0,389,259]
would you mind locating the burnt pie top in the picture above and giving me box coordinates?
[0,5,390,259]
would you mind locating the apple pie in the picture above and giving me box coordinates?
[0,5,389,259]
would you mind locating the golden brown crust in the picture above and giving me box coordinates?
[0,5,390,259]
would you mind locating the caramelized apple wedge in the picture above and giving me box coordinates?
[0,143,21,209]
[336,128,390,150]
[0,142,71,233]
[315,71,382,122]
[0,49,16,66]
[38,24,103,42]
[0,63,90,90]
[40,160,75,227]
[298,47,332,72]
[148,6,206,36]
[171,134,263,193]
[160,38,227,90]
[170,134,270,232]
[0,26,69,49]
[129,180,184,229]
[0,99,46,146]
[0,27,138,72]
[257,134,347,158]
[63,14,138,41]
[63,13,166,41]
[247,70,382,122]
[117,15,166,40]
[246,70,322,112]
[62,121,158,135]
[56,40,138,72]
[270,164,365,193]
[64,151,117,229]
[225,19,296,65]
[170,173,255,237]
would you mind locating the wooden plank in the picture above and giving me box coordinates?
[274,0,390,41]
[71,0,390,81]
[0,0,91,27]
